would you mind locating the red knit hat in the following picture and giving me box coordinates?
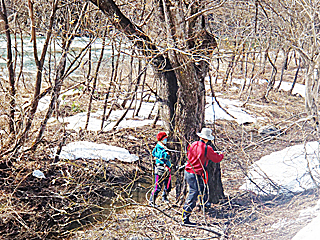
[156,132,167,141]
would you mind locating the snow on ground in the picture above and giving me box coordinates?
[57,141,139,162]
[205,96,259,125]
[292,208,320,240]
[290,199,320,240]
[238,140,320,240]
[36,89,82,112]
[222,78,306,98]
[58,96,258,132]
[239,141,320,195]
[37,96,52,112]
[54,96,259,164]
[275,80,305,98]
[59,101,159,132]
[269,199,320,239]
[51,79,301,166]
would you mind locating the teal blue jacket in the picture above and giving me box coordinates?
[152,142,171,168]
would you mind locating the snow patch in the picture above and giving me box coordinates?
[240,141,320,195]
[57,141,139,163]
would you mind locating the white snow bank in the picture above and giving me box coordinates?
[55,96,256,132]
[58,141,139,162]
[34,89,82,113]
[215,78,306,98]
[60,111,104,132]
[270,199,320,238]
[275,80,305,98]
[45,79,306,130]
[240,141,320,195]
[56,102,160,132]
[206,96,258,125]
[292,200,320,240]
[292,214,320,240]
[37,96,52,112]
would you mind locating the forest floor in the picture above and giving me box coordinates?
[1,74,319,240]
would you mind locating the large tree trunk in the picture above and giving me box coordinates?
[155,59,178,132]
[207,162,225,203]
[173,56,206,140]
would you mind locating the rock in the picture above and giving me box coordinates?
[258,125,280,136]
[32,170,46,179]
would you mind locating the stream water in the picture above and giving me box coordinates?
[65,177,153,233]
[0,34,116,78]
[65,172,179,234]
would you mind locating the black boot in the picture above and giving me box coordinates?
[182,210,196,225]
[183,216,196,225]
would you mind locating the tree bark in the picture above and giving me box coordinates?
[207,161,225,203]
[305,62,320,126]
[276,48,290,91]
[289,58,301,95]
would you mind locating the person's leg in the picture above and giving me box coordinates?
[162,172,172,201]
[182,171,199,224]
[197,174,212,209]
[161,177,170,201]
[149,174,161,206]
[203,179,211,208]
[198,176,209,208]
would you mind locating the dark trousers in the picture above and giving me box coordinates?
[149,174,171,203]
[182,170,208,221]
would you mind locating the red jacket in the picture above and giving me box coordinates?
[185,141,224,175]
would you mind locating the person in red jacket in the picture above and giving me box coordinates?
[182,128,224,225]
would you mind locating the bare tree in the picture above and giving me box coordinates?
[0,0,15,136]
[32,2,90,149]
[88,0,225,202]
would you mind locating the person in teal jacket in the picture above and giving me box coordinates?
[149,132,172,206]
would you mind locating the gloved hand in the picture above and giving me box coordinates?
[177,163,186,171]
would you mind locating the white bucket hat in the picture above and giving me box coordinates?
[196,128,214,140]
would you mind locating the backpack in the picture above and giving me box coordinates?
[201,140,217,184]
